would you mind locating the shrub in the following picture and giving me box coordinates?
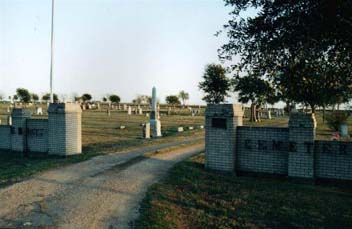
[326,111,350,131]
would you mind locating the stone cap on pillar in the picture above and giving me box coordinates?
[288,112,316,128]
[11,108,32,118]
[206,104,243,117]
[48,103,82,114]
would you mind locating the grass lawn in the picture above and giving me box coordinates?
[0,103,205,184]
[136,153,352,228]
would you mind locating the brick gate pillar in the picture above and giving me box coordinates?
[48,103,82,156]
[205,104,243,172]
[10,109,31,152]
[288,112,316,178]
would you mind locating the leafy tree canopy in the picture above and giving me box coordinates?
[234,73,278,106]
[165,95,181,105]
[31,93,39,101]
[109,94,121,104]
[199,64,231,104]
[81,93,92,102]
[178,90,190,106]
[220,0,352,111]
[16,88,31,103]
[42,93,59,102]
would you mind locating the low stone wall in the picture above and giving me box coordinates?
[315,141,352,180]
[236,126,289,175]
[205,104,352,181]
[0,125,11,150]
[27,119,49,153]
[0,103,82,156]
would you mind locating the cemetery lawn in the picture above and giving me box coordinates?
[0,107,205,185]
[136,153,352,228]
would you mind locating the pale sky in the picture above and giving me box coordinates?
[0,0,239,104]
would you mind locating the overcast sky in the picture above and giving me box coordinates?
[0,0,240,104]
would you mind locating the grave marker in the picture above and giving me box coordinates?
[150,87,162,137]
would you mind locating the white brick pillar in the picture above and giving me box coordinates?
[10,109,31,152]
[288,112,316,178]
[48,103,82,156]
[205,104,243,172]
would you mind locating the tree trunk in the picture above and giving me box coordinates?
[311,104,316,114]
[286,101,291,113]
[250,103,256,122]
[256,105,261,122]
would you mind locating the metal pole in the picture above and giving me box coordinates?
[50,0,55,103]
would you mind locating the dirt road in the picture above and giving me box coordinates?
[0,140,204,228]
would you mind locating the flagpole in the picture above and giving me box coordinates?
[50,0,55,103]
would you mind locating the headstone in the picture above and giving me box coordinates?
[150,87,162,137]
[119,125,126,129]
[177,127,184,132]
[7,106,10,113]
[191,109,195,117]
[168,107,172,115]
[157,104,161,119]
[128,106,132,115]
[340,123,349,137]
[268,110,272,119]
[7,116,12,126]
[199,125,204,129]
[142,123,151,139]
[107,109,111,117]
[188,126,194,130]
[35,107,43,115]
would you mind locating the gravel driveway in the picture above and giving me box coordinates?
[0,139,204,228]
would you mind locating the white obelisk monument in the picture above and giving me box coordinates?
[150,87,162,137]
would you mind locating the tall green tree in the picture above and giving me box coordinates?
[199,64,231,104]
[109,94,121,104]
[16,88,31,103]
[165,95,181,106]
[178,90,190,107]
[81,93,92,102]
[219,0,352,113]
[31,93,39,102]
[234,73,278,122]
[42,93,58,102]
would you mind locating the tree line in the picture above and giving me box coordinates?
[3,88,190,106]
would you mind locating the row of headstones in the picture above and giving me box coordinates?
[80,103,203,116]
[253,109,285,120]
[142,124,204,138]
[6,106,44,115]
